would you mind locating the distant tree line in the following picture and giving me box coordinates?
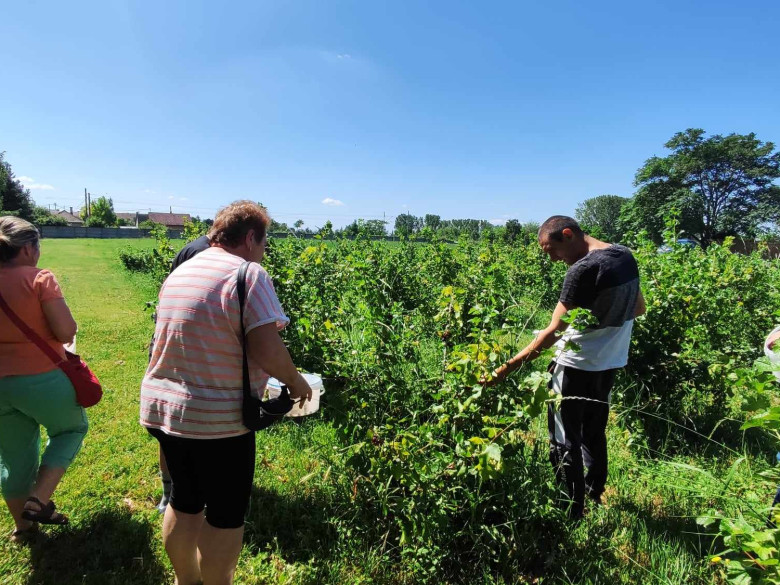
[4,128,779,246]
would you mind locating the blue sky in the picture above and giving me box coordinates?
[2,0,778,229]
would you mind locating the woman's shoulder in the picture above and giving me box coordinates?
[1,265,51,283]
[0,266,62,303]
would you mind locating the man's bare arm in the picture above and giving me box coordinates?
[486,301,572,384]
[634,289,646,318]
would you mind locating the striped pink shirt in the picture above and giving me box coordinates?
[140,247,289,438]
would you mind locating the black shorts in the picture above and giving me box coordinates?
[147,428,255,529]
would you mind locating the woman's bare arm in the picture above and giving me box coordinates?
[41,298,78,344]
[246,322,312,405]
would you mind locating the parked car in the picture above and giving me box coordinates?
[657,238,699,253]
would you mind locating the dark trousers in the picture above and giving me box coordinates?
[547,362,617,519]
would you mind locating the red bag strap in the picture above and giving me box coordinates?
[0,291,64,365]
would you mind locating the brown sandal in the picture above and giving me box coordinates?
[21,496,69,525]
[10,523,39,544]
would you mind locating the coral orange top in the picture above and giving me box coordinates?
[0,266,67,377]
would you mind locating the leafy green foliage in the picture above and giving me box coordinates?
[620,217,780,442]
[118,223,176,283]
[32,205,68,226]
[394,213,423,237]
[624,129,780,245]
[695,361,780,585]
[0,151,34,220]
[181,216,209,241]
[118,224,780,580]
[337,218,389,238]
[575,194,630,242]
[81,196,118,227]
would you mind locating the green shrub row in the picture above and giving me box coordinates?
[120,228,780,580]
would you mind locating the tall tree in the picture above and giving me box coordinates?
[394,213,422,237]
[424,214,441,231]
[269,218,289,232]
[575,194,629,242]
[503,219,523,243]
[627,129,780,245]
[0,152,34,220]
[81,196,118,227]
[319,220,333,238]
[339,219,387,238]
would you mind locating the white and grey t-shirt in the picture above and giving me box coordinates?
[554,245,640,371]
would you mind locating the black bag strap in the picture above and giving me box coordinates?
[236,260,294,431]
[236,261,252,405]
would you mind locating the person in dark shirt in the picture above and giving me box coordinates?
[171,235,210,269]
[152,234,211,513]
[485,216,645,519]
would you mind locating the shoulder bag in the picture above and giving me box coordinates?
[0,292,102,407]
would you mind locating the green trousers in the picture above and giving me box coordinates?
[0,369,88,498]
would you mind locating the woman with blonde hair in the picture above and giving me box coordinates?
[141,201,311,585]
[0,216,88,542]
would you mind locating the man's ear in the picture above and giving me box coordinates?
[561,227,573,240]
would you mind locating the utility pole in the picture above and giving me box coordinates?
[84,188,88,218]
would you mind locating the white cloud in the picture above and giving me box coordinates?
[337,53,352,59]
[144,189,156,194]
[321,197,344,207]
[168,196,175,200]
[179,197,188,202]
[16,176,55,190]
[489,219,507,226]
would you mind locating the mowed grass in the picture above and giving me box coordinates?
[1,238,773,584]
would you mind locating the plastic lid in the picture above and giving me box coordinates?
[267,373,324,391]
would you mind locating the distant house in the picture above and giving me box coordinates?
[55,208,84,227]
[115,211,191,229]
[148,212,191,229]
[116,212,139,227]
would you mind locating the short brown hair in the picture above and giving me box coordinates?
[538,215,583,242]
[208,201,271,247]
[0,216,40,262]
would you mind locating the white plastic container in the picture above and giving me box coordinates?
[265,373,324,417]
[765,326,780,382]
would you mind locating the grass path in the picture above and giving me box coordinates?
[0,240,342,584]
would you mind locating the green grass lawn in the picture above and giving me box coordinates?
[1,239,773,584]
[0,240,347,584]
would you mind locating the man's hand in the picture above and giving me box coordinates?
[481,363,510,387]
[287,373,313,407]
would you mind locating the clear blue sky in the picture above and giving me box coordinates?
[2,0,778,229]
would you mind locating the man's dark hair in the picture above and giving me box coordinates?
[538,215,584,242]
